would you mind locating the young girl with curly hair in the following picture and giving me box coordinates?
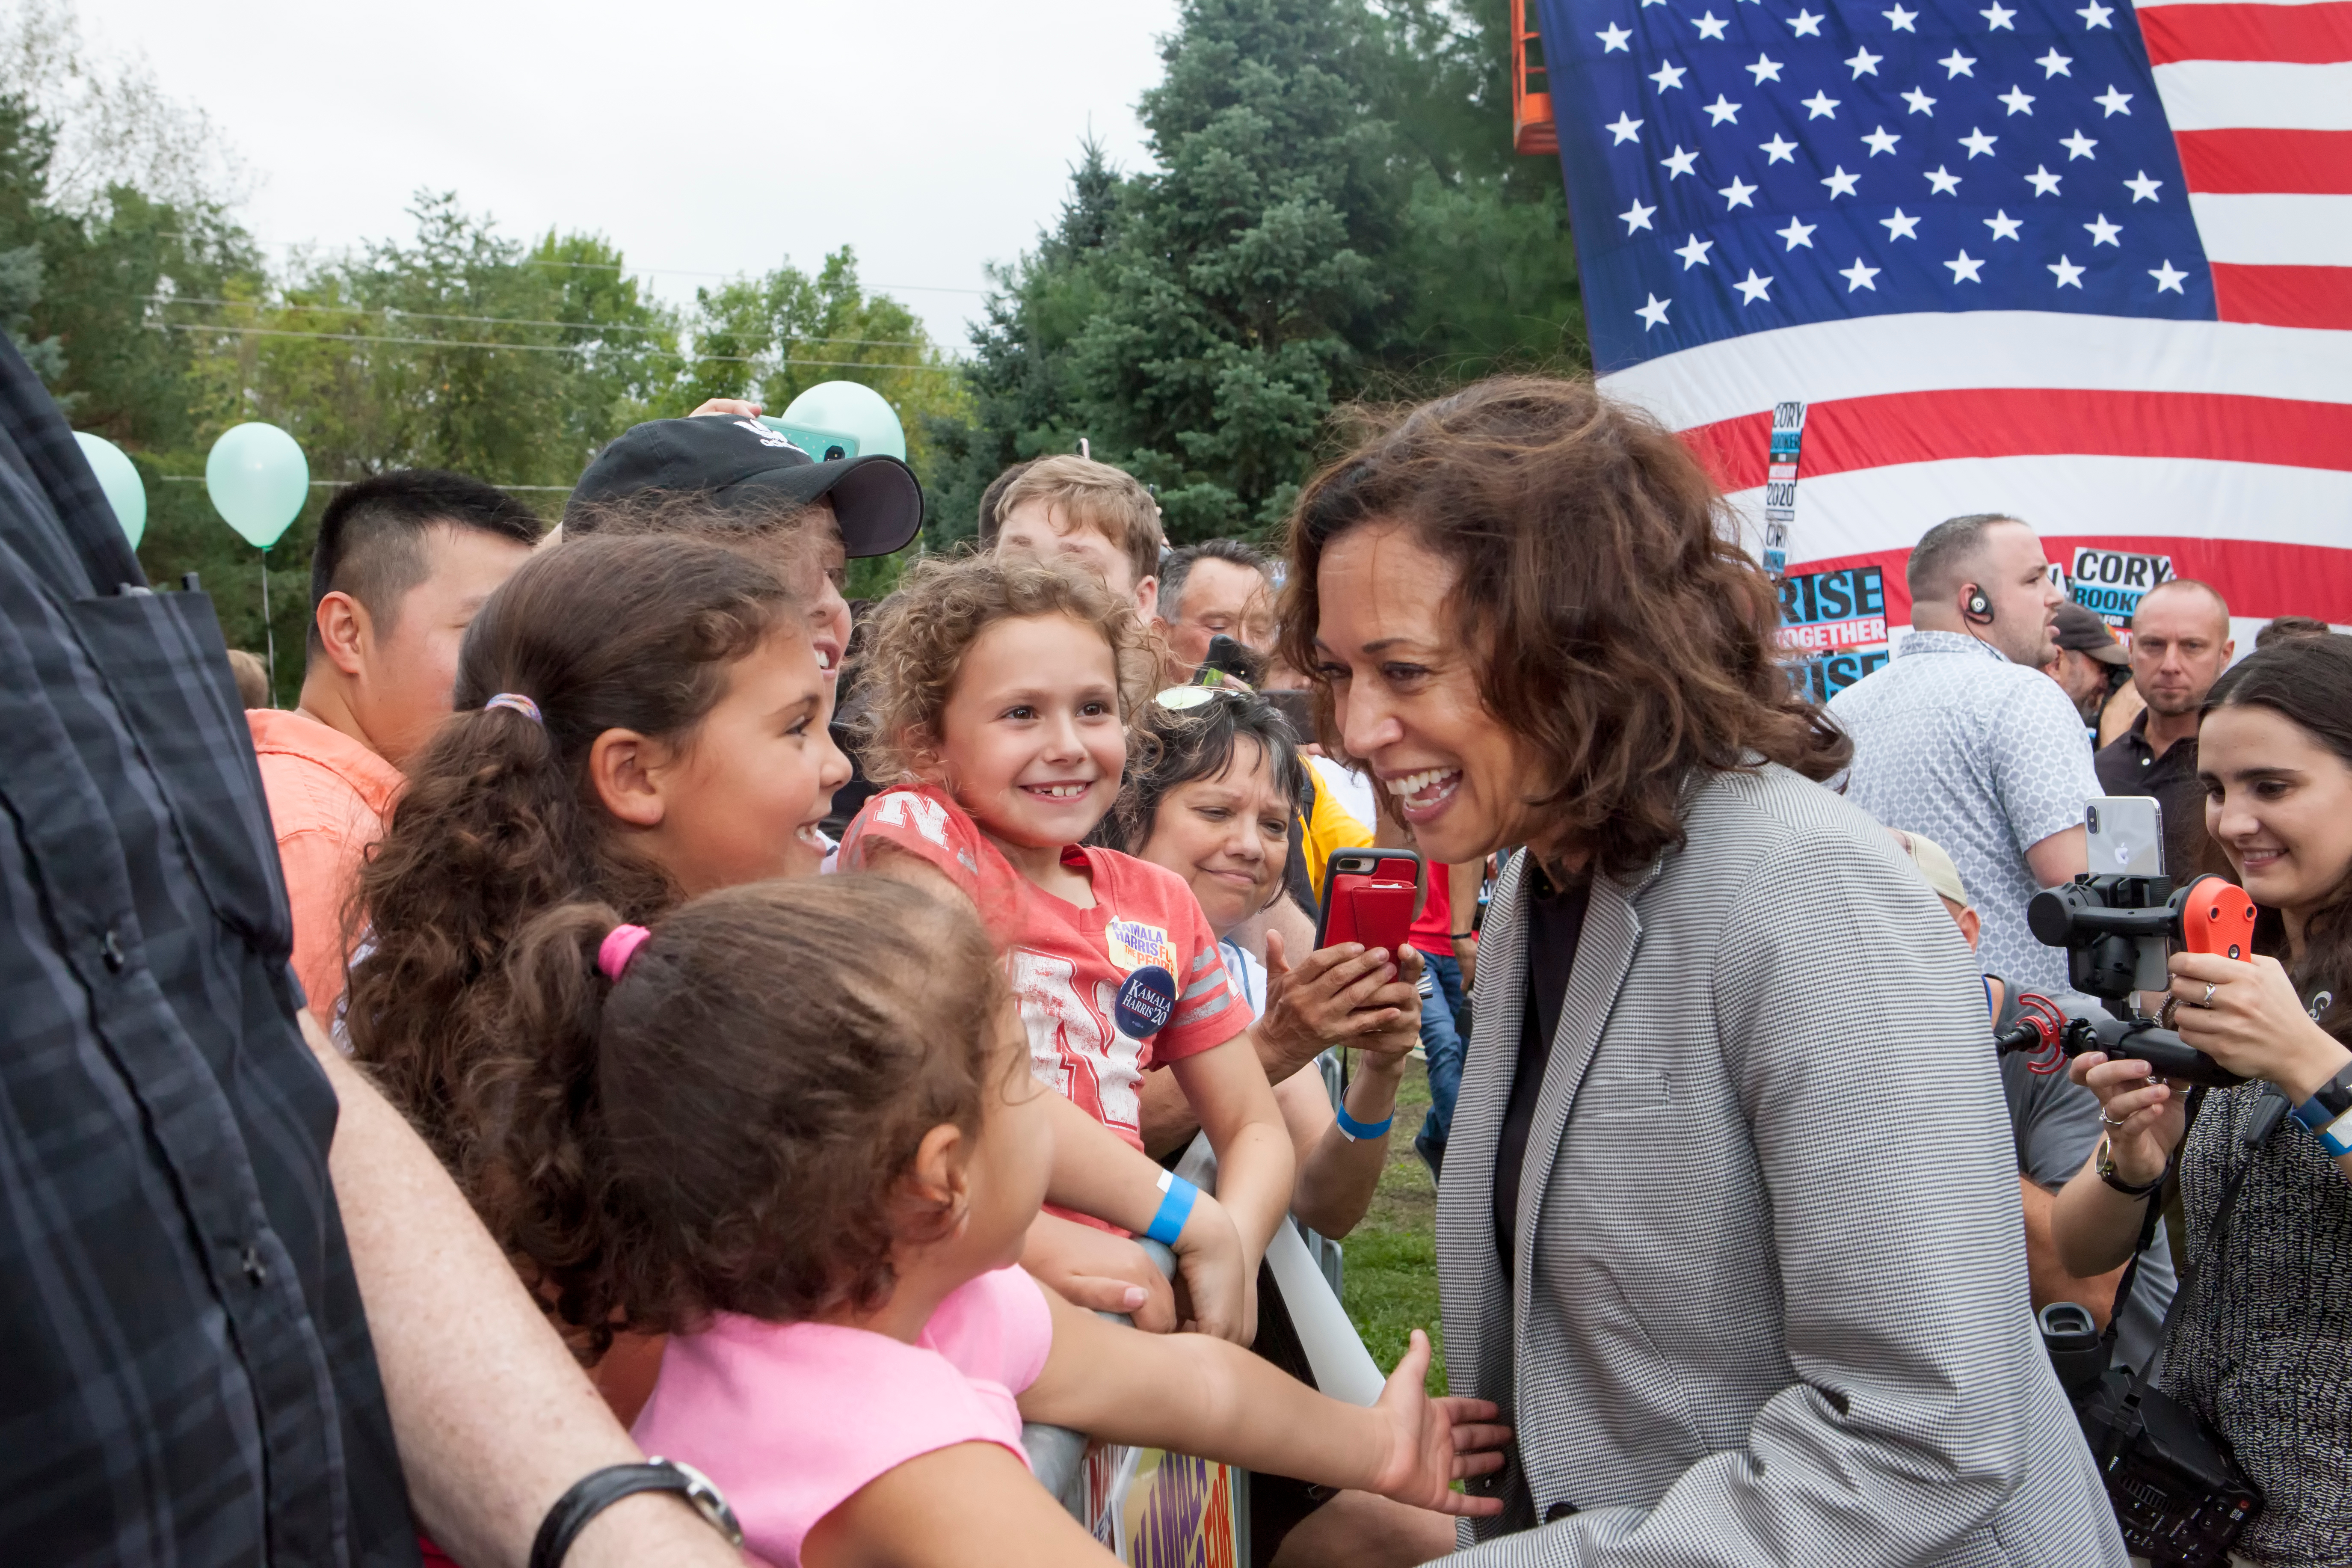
[504,874,1505,1568]
[840,554,1304,1330]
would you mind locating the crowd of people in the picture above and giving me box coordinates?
[5,326,2349,1568]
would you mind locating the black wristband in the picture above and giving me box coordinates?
[528,1458,742,1568]
[1450,930,1478,939]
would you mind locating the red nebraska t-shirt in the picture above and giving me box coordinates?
[839,784,1252,1156]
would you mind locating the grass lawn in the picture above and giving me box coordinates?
[1339,1058,1448,1396]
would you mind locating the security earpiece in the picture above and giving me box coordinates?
[1962,584,1994,625]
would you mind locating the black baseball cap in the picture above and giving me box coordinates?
[2054,602,2129,664]
[566,415,924,558]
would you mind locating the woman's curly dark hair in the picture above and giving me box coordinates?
[1277,375,1848,880]
[501,877,1009,1351]
[344,533,799,1322]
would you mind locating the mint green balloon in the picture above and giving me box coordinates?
[206,422,310,548]
[74,431,147,549]
[781,380,907,461]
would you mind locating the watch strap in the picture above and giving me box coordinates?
[529,1458,742,1568]
[2095,1135,2164,1197]
[2293,1057,2352,1125]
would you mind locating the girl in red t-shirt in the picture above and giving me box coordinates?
[842,554,1299,1332]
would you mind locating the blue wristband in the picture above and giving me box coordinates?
[2318,1106,2352,1158]
[1144,1171,1197,1246]
[1334,1103,1394,1141]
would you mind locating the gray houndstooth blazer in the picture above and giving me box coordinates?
[1437,763,2127,1565]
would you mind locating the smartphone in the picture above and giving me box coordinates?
[1316,847,1426,955]
[755,416,860,463]
[2086,795,2165,876]
[2086,795,2170,994]
[1199,633,1264,687]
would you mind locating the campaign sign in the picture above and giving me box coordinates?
[1777,564,1890,700]
[2069,548,2176,626]
[1114,965,1176,1040]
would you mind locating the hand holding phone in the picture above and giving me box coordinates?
[1317,847,1426,956]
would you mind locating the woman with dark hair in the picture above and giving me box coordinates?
[2053,634,2352,1563]
[1279,376,2122,1563]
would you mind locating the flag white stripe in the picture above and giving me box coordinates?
[1597,313,2352,430]
[1724,453,2352,562]
[2151,60,2352,131]
[2189,192,2352,266]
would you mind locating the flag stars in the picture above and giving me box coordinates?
[1747,53,1786,83]
[1960,127,1998,158]
[1881,207,1922,238]
[1884,3,1918,29]
[1735,268,1776,304]
[2078,0,2114,26]
[1597,22,1633,51]
[1902,86,1938,114]
[1787,8,1825,34]
[1945,249,1986,282]
[1842,257,1883,291]
[1822,165,1862,196]
[2037,47,2074,77]
[1847,46,1884,76]
[1675,233,1716,269]
[2150,260,2189,293]
[1620,198,1658,233]
[2095,86,2133,116]
[1803,89,1842,119]
[1863,124,1902,155]
[2026,164,2064,196]
[1760,133,1799,163]
[1637,293,1674,330]
[1926,164,1963,194]
[1650,60,1689,90]
[1985,209,2023,240]
[1940,50,1977,77]
[2061,130,2098,160]
[2085,213,2122,246]
[1607,112,1645,144]
[1981,0,2017,26]
[1999,85,2036,115]
[1705,94,1744,125]
[1693,9,1731,38]
[1719,175,1760,208]
[2126,170,2164,202]
[1660,145,1700,178]
[1777,216,1819,249]
[2049,255,2085,288]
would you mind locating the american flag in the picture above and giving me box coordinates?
[1534,0,2349,691]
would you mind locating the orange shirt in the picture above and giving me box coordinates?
[247,708,404,1019]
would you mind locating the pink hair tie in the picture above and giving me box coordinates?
[484,692,542,723]
[598,923,652,982]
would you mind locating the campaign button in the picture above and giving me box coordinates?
[1114,965,1177,1039]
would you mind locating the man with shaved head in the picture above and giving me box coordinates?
[2097,578,2234,874]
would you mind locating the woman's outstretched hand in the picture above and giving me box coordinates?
[1364,1330,1510,1517]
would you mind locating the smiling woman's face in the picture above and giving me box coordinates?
[2201,702,2352,941]
[1135,737,1291,939]
[1312,520,1545,868]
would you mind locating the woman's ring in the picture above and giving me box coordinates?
[2100,1109,2131,1129]
[2197,981,2217,1008]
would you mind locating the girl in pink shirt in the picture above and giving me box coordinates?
[501,874,1507,1568]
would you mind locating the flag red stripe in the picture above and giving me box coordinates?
[1781,537,2352,624]
[2139,1,2352,64]
[2175,128,2352,193]
[2211,263,2352,329]
[1682,387,2352,492]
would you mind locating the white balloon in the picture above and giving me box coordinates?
[74,431,148,549]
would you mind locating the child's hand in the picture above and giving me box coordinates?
[1365,1331,1510,1516]
[1168,1190,1256,1345]
[1022,1212,1178,1334]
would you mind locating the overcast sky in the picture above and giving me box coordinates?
[92,0,1182,347]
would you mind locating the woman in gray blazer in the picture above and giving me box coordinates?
[1276,377,2125,1565]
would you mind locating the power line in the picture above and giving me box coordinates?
[144,295,950,353]
[157,474,577,492]
[165,234,993,295]
[149,321,960,373]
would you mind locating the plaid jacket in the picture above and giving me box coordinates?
[1438,764,2127,1565]
[0,335,414,1565]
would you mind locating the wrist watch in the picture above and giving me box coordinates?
[2290,1057,2352,1156]
[2095,1135,2163,1198]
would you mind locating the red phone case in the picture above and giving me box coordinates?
[1323,874,1419,954]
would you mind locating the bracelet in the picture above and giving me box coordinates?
[1334,1103,1395,1141]
[2094,1135,2163,1198]
[528,1458,741,1568]
[2295,1099,2352,1157]
[1144,1169,1198,1246]
[2291,1058,2352,1125]
[1450,930,1478,940]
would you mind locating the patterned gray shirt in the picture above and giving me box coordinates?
[1828,629,2101,993]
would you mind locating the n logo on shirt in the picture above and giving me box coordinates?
[1007,949,1144,1131]
[873,790,952,851]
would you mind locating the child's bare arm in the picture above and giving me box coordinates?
[1019,1284,1508,1516]
[802,1441,1114,1568]
[1164,1036,1295,1267]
